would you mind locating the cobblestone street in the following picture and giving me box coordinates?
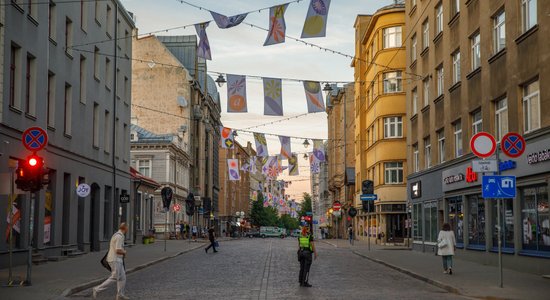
[71,239,464,300]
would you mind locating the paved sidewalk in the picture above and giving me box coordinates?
[0,238,221,300]
[321,239,550,300]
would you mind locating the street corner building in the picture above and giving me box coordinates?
[405,0,550,275]
[0,1,136,266]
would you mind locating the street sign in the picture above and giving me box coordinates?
[470,132,497,158]
[76,183,91,197]
[120,193,130,203]
[305,211,313,216]
[198,207,204,215]
[332,201,342,211]
[482,175,516,198]
[22,127,48,152]
[472,159,498,173]
[501,133,525,158]
[173,203,181,212]
[360,194,377,201]
[332,210,341,217]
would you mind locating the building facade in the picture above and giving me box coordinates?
[0,1,135,266]
[406,0,550,274]
[311,143,330,238]
[353,4,408,245]
[130,167,160,244]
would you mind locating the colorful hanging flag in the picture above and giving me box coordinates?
[254,133,269,157]
[210,11,248,29]
[279,136,292,159]
[227,74,248,113]
[249,156,257,174]
[264,4,289,46]
[220,126,235,149]
[301,0,331,38]
[309,153,320,174]
[263,78,283,116]
[227,159,241,181]
[195,22,212,60]
[240,162,250,172]
[313,139,326,162]
[303,81,326,113]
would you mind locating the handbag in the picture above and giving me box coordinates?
[100,252,112,272]
[437,239,448,249]
[214,241,219,248]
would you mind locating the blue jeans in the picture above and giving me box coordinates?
[442,255,453,270]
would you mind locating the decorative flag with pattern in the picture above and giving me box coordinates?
[279,136,292,159]
[227,74,248,113]
[254,133,269,157]
[249,156,257,174]
[288,153,299,176]
[301,0,331,38]
[309,153,320,174]
[210,11,248,29]
[5,197,21,241]
[227,159,241,181]
[263,78,284,116]
[264,4,289,46]
[195,22,212,60]
[313,139,326,162]
[220,126,235,149]
[303,81,326,113]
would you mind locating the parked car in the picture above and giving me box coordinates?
[260,226,286,238]
[244,229,260,238]
[290,229,301,237]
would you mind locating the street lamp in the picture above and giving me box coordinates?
[303,139,310,148]
[323,83,333,92]
[303,153,309,160]
[215,74,226,87]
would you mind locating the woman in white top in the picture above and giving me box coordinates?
[437,223,457,274]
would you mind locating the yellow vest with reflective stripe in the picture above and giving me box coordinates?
[299,235,312,250]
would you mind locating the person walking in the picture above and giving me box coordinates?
[179,220,185,240]
[204,227,218,253]
[437,223,457,275]
[347,225,354,245]
[192,225,198,242]
[93,223,129,300]
[297,226,317,287]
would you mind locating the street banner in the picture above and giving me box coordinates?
[227,159,241,181]
[195,22,212,60]
[210,11,248,29]
[227,74,248,113]
[301,0,331,38]
[5,199,21,241]
[310,153,320,174]
[249,156,257,174]
[263,78,284,116]
[312,139,326,162]
[240,161,250,172]
[303,81,326,113]
[220,127,235,149]
[264,4,289,46]
[254,133,269,157]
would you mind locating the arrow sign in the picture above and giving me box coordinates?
[360,194,377,201]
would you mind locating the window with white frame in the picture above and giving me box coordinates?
[471,32,481,70]
[435,3,443,35]
[64,83,72,135]
[383,26,402,49]
[523,80,540,133]
[451,0,460,15]
[452,51,461,84]
[411,34,417,61]
[454,120,463,157]
[384,162,404,184]
[413,144,419,172]
[104,110,110,152]
[383,71,403,93]
[493,10,506,53]
[384,116,403,138]
[93,103,100,147]
[495,98,508,141]
[521,0,537,32]
[438,130,445,163]
[424,137,432,169]
[411,0,417,7]
[412,88,418,115]
[423,78,430,106]
[472,110,482,134]
[436,65,444,96]
[94,47,100,79]
[422,19,430,49]
[137,160,152,177]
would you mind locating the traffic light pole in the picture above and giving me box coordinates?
[25,192,35,285]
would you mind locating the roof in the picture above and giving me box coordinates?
[131,124,174,143]
[345,167,356,185]
[130,167,161,188]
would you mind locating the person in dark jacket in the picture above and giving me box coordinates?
[298,226,317,287]
[204,227,218,253]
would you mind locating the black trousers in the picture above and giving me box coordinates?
[298,250,312,284]
[205,240,217,252]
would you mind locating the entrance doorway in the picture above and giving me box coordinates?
[386,214,406,243]
[89,183,100,251]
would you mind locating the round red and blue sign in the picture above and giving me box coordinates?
[22,127,48,152]
[501,133,525,158]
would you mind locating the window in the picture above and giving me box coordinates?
[47,72,55,127]
[438,130,445,163]
[28,0,37,20]
[492,198,514,249]
[424,137,431,169]
[448,197,464,245]
[521,185,549,252]
[384,162,403,184]
[124,76,129,102]
[493,11,505,53]
[452,51,461,84]
[93,104,100,147]
[9,45,22,109]
[80,55,86,103]
[138,160,151,178]
[412,88,418,115]
[115,118,120,158]
[471,32,481,70]
[384,116,403,138]
[49,1,56,40]
[413,144,419,172]
[521,0,537,32]
[423,201,438,243]
[123,123,128,159]
[472,110,482,134]
[64,83,72,135]
[454,120,462,157]
[411,34,417,61]
[370,39,375,60]
[80,0,87,31]
[495,98,508,140]
[468,195,485,247]
[25,54,36,116]
[94,47,100,79]
[451,0,460,16]
[436,66,444,96]
[383,26,402,49]
[106,5,112,37]
[95,0,100,23]
[105,58,111,89]
[383,71,402,93]
[413,203,423,241]
[522,80,540,133]
[435,3,443,35]
[411,0,417,8]
[423,78,430,106]
[65,17,73,56]
[422,19,429,49]
[104,111,110,152]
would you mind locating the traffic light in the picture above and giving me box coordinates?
[15,154,47,192]
[185,193,195,216]
[362,180,374,195]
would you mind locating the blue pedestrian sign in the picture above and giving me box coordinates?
[360,194,377,201]
[482,176,516,198]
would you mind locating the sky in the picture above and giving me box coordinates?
[120,0,393,200]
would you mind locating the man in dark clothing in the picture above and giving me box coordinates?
[205,227,218,253]
[298,226,317,287]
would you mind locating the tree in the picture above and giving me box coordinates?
[250,192,280,227]
[279,214,299,230]
[299,192,313,218]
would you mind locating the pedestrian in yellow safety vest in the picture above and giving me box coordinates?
[297,226,317,287]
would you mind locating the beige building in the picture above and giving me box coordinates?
[406,0,550,274]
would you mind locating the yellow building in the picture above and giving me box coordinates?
[353,3,408,245]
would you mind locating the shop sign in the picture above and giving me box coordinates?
[499,160,516,172]
[444,173,464,184]
[465,166,478,183]
[527,148,550,165]
[411,181,421,199]
[444,167,477,185]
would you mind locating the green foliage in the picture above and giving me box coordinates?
[279,214,299,230]
[250,191,299,228]
[299,192,313,218]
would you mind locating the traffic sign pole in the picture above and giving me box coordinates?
[496,145,503,288]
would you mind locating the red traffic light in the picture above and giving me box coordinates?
[26,155,43,169]
[29,157,38,166]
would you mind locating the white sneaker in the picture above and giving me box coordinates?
[92,288,97,299]
[443,270,448,274]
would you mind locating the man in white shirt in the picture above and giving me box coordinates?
[93,223,129,300]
